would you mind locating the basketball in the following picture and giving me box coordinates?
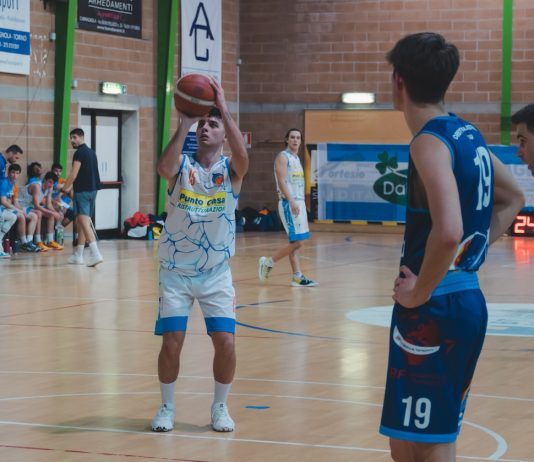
[174,73,215,117]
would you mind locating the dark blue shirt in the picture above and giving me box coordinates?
[401,114,494,276]
[73,144,101,193]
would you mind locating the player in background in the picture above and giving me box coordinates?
[511,104,534,176]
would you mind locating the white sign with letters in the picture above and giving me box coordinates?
[181,0,221,80]
[0,0,30,75]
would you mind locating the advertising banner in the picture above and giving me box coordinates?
[78,0,142,39]
[0,0,30,75]
[181,0,221,80]
[315,143,531,222]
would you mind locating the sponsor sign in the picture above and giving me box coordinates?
[78,0,142,39]
[0,0,30,75]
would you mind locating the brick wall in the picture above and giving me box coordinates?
[1,1,533,215]
[238,0,534,210]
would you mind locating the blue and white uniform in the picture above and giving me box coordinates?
[17,178,51,214]
[156,153,238,335]
[0,178,18,234]
[380,114,494,443]
[275,150,309,241]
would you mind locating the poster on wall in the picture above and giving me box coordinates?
[181,0,221,80]
[180,0,222,155]
[78,0,142,39]
[315,143,530,223]
[0,1,30,75]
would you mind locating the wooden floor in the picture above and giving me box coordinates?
[1,230,533,462]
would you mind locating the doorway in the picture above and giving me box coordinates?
[80,109,123,239]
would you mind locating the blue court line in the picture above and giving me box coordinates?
[235,300,371,342]
[245,405,270,410]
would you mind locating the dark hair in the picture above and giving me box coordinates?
[8,163,21,173]
[511,104,534,134]
[27,161,42,178]
[6,144,23,155]
[207,107,222,119]
[386,32,459,104]
[51,162,63,171]
[284,128,302,147]
[70,128,85,137]
[44,171,58,183]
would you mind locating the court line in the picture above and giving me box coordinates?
[0,391,512,460]
[0,420,524,461]
[1,370,533,402]
[0,444,208,462]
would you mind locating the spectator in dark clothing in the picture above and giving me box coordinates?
[62,128,103,267]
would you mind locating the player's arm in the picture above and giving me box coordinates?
[62,160,82,193]
[210,77,249,188]
[157,113,198,184]
[0,194,14,209]
[393,134,463,308]
[489,153,524,244]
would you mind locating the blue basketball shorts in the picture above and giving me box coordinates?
[155,262,236,335]
[379,289,488,443]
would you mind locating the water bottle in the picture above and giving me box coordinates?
[55,225,64,245]
[147,228,153,240]
[3,238,11,254]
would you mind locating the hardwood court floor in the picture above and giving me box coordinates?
[0,230,533,462]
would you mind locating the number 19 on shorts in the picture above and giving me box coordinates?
[402,396,431,429]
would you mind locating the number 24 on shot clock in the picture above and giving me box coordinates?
[510,211,534,236]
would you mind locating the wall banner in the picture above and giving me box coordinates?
[0,0,30,75]
[181,0,221,80]
[78,0,142,39]
[315,143,532,222]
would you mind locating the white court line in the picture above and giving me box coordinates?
[0,419,524,461]
[1,371,534,402]
[0,390,514,460]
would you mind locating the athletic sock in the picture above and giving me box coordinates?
[46,233,54,243]
[160,381,176,408]
[213,380,232,404]
[89,241,100,255]
[74,245,84,256]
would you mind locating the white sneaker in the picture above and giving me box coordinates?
[86,253,103,267]
[151,404,175,432]
[68,254,84,265]
[211,402,234,432]
[258,256,273,281]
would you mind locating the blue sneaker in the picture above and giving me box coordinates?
[291,275,317,287]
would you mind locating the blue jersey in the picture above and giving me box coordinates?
[401,114,493,286]
[0,178,14,200]
[0,154,6,181]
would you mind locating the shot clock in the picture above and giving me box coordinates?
[510,211,534,237]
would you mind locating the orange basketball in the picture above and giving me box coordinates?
[174,73,215,117]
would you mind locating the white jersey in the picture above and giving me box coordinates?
[17,178,50,208]
[275,150,305,201]
[158,154,238,276]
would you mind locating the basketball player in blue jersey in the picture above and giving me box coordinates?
[258,128,317,286]
[379,32,524,462]
[511,104,534,176]
[151,77,248,433]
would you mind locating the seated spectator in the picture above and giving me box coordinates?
[18,163,63,251]
[0,163,40,253]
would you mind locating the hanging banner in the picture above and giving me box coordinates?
[0,1,30,75]
[77,0,142,39]
[315,143,532,222]
[181,0,221,80]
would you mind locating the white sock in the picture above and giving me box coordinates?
[21,236,28,244]
[46,233,54,243]
[74,245,84,256]
[294,272,302,278]
[35,236,42,244]
[160,381,176,408]
[213,381,232,405]
[89,241,100,255]
[26,235,32,243]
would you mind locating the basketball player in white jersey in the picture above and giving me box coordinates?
[258,128,317,286]
[151,77,248,433]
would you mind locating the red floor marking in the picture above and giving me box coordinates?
[0,444,210,461]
